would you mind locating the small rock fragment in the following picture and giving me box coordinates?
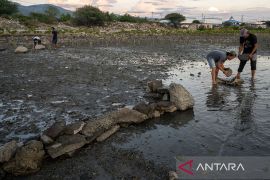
[96,125,120,142]
[47,134,87,159]
[147,80,162,93]
[169,171,178,180]
[40,135,54,145]
[64,121,85,135]
[43,121,66,139]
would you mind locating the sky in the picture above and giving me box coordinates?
[11,0,270,23]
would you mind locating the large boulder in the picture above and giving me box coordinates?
[147,80,162,93]
[81,108,148,138]
[169,83,194,111]
[35,44,45,50]
[14,46,28,53]
[96,125,120,142]
[47,134,87,159]
[43,121,66,139]
[0,140,17,163]
[3,140,45,176]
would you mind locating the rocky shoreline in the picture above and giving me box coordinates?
[0,79,194,178]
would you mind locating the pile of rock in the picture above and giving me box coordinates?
[0,80,194,177]
[14,46,28,53]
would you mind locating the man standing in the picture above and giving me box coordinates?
[237,29,258,80]
[206,50,237,85]
[51,27,58,49]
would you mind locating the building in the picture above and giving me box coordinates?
[246,21,267,29]
[223,16,241,26]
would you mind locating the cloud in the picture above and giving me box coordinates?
[128,0,194,17]
[208,7,219,12]
[48,0,117,11]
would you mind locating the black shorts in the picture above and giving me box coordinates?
[52,39,57,44]
[238,54,257,72]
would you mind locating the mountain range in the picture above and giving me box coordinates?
[16,3,73,16]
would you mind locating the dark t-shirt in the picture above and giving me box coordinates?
[52,30,57,40]
[240,34,257,54]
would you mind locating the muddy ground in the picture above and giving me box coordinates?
[1,33,270,179]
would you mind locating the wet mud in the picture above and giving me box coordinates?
[1,34,270,179]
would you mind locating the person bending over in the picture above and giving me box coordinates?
[206,50,237,85]
[33,36,41,49]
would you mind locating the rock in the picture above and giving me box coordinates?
[47,134,87,159]
[3,140,45,176]
[147,80,162,93]
[156,101,177,113]
[217,77,244,86]
[64,121,85,135]
[143,92,163,102]
[169,83,194,111]
[162,93,170,101]
[0,168,6,179]
[169,171,178,180]
[133,102,157,118]
[43,121,66,139]
[40,135,54,145]
[82,108,148,137]
[153,110,161,118]
[0,140,17,163]
[14,46,28,53]
[96,125,120,142]
[34,44,45,50]
[157,87,169,94]
[224,68,233,77]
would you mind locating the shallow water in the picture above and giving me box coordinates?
[115,56,270,167]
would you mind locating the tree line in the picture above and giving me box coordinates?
[0,0,191,27]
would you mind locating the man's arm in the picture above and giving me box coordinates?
[239,37,245,55]
[239,44,244,55]
[250,43,258,56]
[217,62,226,73]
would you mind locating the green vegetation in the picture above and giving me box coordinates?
[72,5,149,26]
[117,13,148,23]
[72,6,106,26]
[165,13,186,27]
[192,20,201,24]
[60,13,71,22]
[0,0,18,15]
[263,21,270,27]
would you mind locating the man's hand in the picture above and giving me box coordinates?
[248,54,253,60]
[223,71,230,77]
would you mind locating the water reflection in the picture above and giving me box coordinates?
[234,85,256,132]
[206,86,226,109]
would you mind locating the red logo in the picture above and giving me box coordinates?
[178,160,194,175]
